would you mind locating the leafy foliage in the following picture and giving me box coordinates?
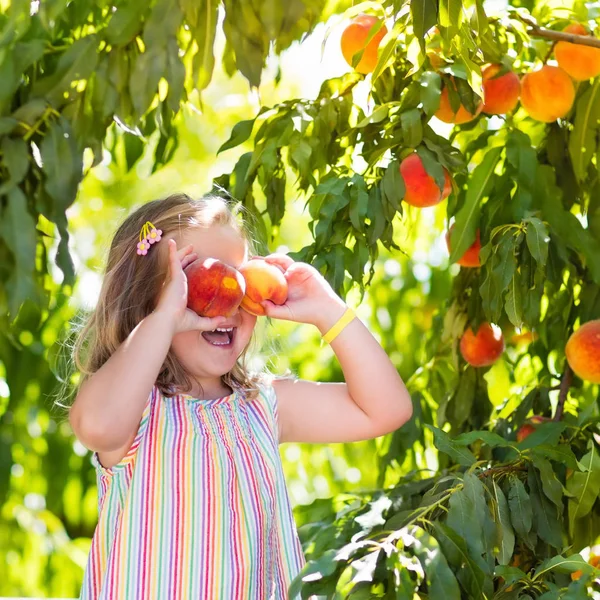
[2,0,600,597]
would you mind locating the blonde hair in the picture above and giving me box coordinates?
[74,193,263,399]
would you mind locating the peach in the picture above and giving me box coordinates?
[400,154,452,208]
[435,82,483,124]
[520,65,575,122]
[459,322,505,367]
[340,14,387,74]
[482,64,521,115]
[516,415,551,442]
[511,330,538,346]
[565,319,600,383]
[185,258,245,318]
[555,24,600,81]
[571,555,600,581]
[239,258,288,316]
[446,225,481,267]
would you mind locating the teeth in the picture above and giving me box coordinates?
[216,327,233,332]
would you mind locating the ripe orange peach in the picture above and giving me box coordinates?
[340,14,387,74]
[520,65,575,122]
[435,82,483,124]
[566,320,600,383]
[400,154,452,208]
[445,225,481,267]
[239,258,288,316]
[185,258,246,317]
[460,322,505,367]
[571,554,600,581]
[555,24,600,81]
[482,64,521,115]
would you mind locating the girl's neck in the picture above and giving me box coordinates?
[184,377,233,400]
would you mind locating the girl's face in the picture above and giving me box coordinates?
[169,224,257,390]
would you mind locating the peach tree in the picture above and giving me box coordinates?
[1,0,600,597]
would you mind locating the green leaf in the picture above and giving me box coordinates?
[569,79,600,182]
[0,187,38,315]
[531,455,563,508]
[432,522,490,598]
[530,445,578,470]
[380,159,404,212]
[356,104,389,128]
[40,117,83,217]
[420,71,442,116]
[453,430,511,448]
[188,0,220,91]
[495,565,526,589]
[517,421,565,451]
[105,3,144,45]
[525,217,549,266]
[439,0,463,29]
[31,36,98,106]
[219,118,257,154]
[505,274,523,328]
[412,527,461,600]
[567,445,600,534]
[0,137,29,193]
[533,554,591,580]
[426,425,476,466]
[411,0,438,50]
[528,466,562,549]
[129,47,166,118]
[507,476,532,537]
[450,146,501,263]
[400,109,423,147]
[491,481,515,565]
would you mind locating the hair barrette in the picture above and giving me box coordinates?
[136,221,163,256]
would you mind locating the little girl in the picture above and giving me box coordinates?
[70,192,412,599]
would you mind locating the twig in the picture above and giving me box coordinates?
[516,14,600,49]
[554,364,572,422]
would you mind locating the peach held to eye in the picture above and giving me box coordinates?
[238,258,288,317]
[185,258,246,317]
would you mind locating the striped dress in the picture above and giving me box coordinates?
[79,384,305,599]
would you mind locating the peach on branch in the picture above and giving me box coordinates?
[185,258,246,317]
[445,225,481,267]
[340,14,387,74]
[239,258,288,316]
[400,154,452,208]
[520,65,575,122]
[482,64,520,115]
[516,415,551,442]
[565,319,600,384]
[459,322,505,367]
[555,24,600,81]
[435,81,483,124]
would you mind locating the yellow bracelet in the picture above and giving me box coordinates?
[323,307,356,344]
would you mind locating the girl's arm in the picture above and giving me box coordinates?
[262,255,413,444]
[69,241,225,465]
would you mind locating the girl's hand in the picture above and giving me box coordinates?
[260,254,347,333]
[155,239,226,335]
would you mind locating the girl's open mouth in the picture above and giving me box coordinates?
[201,327,235,347]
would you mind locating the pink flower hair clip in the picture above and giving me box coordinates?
[136,221,163,256]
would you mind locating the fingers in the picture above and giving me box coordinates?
[261,299,294,321]
[167,239,182,276]
[186,310,227,331]
[263,253,295,272]
[181,252,198,270]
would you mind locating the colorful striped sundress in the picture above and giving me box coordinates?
[79,384,306,599]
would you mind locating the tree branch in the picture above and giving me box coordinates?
[554,364,572,422]
[516,14,600,49]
